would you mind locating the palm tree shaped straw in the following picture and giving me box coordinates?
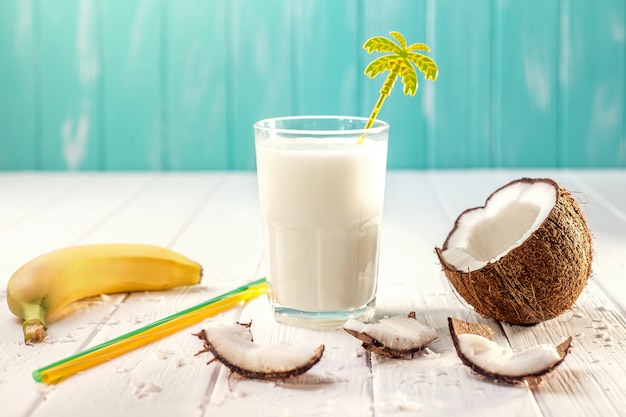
[359,30,438,144]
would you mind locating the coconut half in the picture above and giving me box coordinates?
[448,317,572,385]
[435,178,593,325]
[344,312,438,358]
[195,322,325,381]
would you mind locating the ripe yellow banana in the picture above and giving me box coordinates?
[7,243,203,344]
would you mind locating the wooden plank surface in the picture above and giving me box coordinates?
[0,170,625,416]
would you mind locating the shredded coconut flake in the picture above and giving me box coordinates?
[390,391,422,411]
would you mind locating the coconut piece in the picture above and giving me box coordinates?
[448,317,572,385]
[194,322,325,381]
[448,317,494,340]
[435,178,593,325]
[343,312,438,358]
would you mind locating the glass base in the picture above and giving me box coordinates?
[271,299,376,329]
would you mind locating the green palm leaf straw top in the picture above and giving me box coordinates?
[359,31,438,144]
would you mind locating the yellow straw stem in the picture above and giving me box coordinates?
[33,279,267,385]
[357,93,388,145]
[358,66,399,145]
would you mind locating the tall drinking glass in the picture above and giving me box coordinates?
[254,116,389,328]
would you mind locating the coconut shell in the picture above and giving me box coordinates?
[194,325,325,381]
[448,317,494,340]
[448,317,572,386]
[343,312,438,358]
[436,178,593,325]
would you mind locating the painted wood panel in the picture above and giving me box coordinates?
[101,0,163,170]
[0,0,38,169]
[39,0,102,170]
[559,0,626,167]
[362,0,429,169]
[492,0,560,168]
[228,0,294,170]
[429,0,492,169]
[166,0,229,170]
[294,0,359,116]
[0,0,624,170]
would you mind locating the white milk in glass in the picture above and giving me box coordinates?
[255,132,388,327]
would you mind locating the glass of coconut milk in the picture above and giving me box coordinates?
[254,116,389,328]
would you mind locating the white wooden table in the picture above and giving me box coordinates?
[1,170,625,417]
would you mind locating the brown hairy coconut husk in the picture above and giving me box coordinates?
[435,178,593,325]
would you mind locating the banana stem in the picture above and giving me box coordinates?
[24,320,47,345]
[19,304,48,344]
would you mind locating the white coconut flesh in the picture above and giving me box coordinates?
[196,323,324,379]
[442,181,557,271]
[344,313,438,357]
[448,317,572,383]
[456,333,563,376]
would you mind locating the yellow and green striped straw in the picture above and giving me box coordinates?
[33,278,267,385]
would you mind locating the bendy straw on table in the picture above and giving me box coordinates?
[32,278,267,385]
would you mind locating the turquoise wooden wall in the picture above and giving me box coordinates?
[0,0,625,170]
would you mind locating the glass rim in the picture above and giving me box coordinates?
[253,115,389,136]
